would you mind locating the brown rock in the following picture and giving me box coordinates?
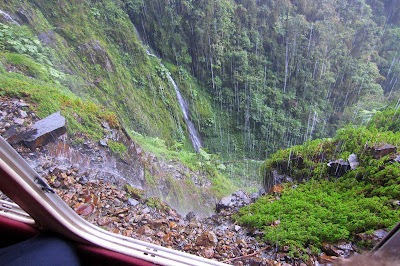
[270,183,284,194]
[321,242,345,257]
[318,254,337,264]
[97,217,113,226]
[202,247,214,259]
[123,229,133,237]
[137,225,153,236]
[151,219,168,229]
[75,204,95,216]
[196,231,218,247]
[236,239,248,249]
[169,221,177,229]
[369,143,397,159]
[156,231,165,238]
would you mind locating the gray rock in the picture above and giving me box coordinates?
[142,207,150,214]
[220,195,233,206]
[348,154,359,170]
[128,198,139,206]
[234,190,246,199]
[186,211,196,221]
[356,229,388,246]
[250,192,258,203]
[19,110,27,118]
[13,118,24,125]
[327,159,350,177]
[15,102,29,108]
[99,139,108,147]
[7,112,66,150]
[259,188,266,196]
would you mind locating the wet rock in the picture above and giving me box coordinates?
[264,170,293,191]
[196,231,218,247]
[356,229,388,246]
[321,242,346,257]
[327,159,350,177]
[369,144,397,159]
[7,111,66,150]
[216,190,251,213]
[150,219,168,229]
[78,40,114,72]
[75,203,95,216]
[348,154,359,170]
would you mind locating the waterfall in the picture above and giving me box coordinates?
[135,27,203,152]
[166,73,203,152]
[0,9,20,26]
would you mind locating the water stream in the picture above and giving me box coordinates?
[138,31,203,152]
[165,73,203,152]
[0,9,20,26]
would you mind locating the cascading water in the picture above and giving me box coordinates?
[135,29,203,152]
[0,9,20,25]
[165,73,203,152]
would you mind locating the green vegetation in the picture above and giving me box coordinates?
[127,0,400,158]
[107,140,128,159]
[0,55,118,141]
[131,131,237,198]
[235,106,400,258]
[124,184,145,200]
[146,196,170,212]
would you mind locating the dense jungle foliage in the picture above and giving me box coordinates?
[127,0,400,158]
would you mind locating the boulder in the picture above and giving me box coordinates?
[7,111,66,150]
[185,211,196,221]
[355,229,388,246]
[258,188,266,196]
[327,159,350,177]
[216,190,251,213]
[369,144,397,159]
[250,192,259,203]
[348,154,359,170]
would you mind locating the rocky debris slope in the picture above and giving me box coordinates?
[0,96,217,216]
[38,165,277,264]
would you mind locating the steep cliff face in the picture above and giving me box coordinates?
[0,0,214,152]
[0,1,235,215]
